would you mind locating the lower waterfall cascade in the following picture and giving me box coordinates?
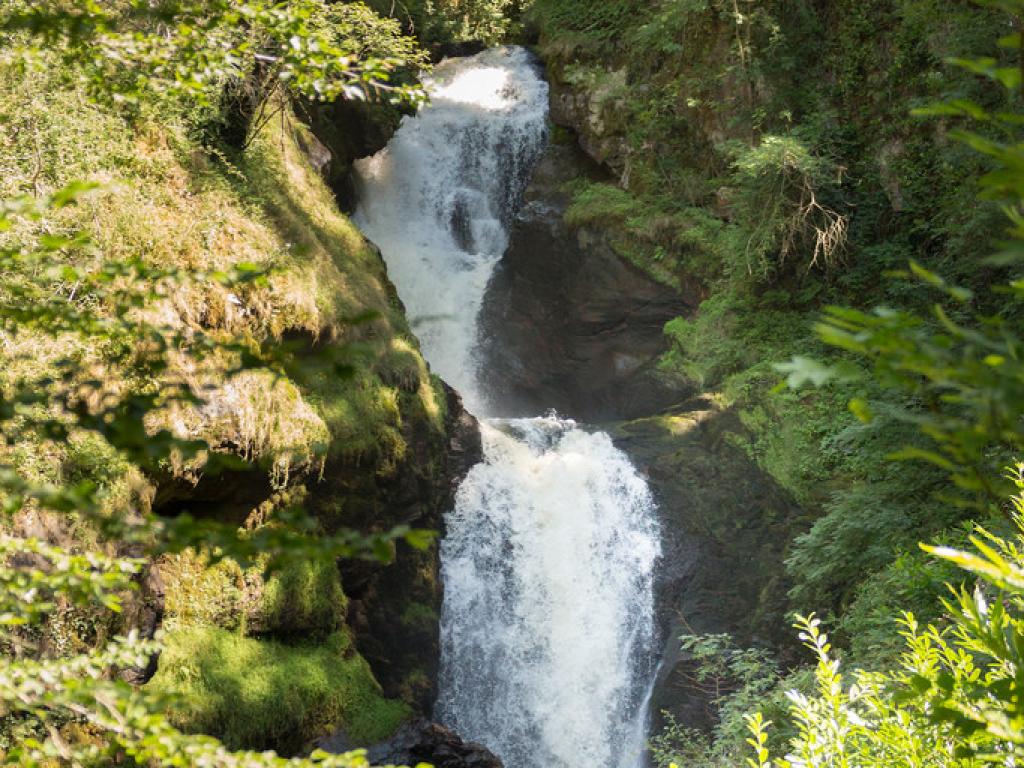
[354,47,662,768]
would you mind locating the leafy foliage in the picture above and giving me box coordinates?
[2,0,427,108]
[365,0,524,46]
[728,136,848,277]
[610,0,1024,763]
[777,12,1024,509]
[0,186,429,565]
[750,477,1024,765]
[650,634,783,768]
[736,5,1024,766]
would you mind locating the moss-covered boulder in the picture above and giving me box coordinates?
[159,548,346,640]
[149,627,410,755]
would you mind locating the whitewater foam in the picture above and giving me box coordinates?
[354,47,661,768]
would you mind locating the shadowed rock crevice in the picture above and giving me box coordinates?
[320,718,503,768]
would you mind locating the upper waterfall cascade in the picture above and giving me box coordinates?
[354,47,661,768]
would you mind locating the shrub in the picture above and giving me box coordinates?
[728,135,848,278]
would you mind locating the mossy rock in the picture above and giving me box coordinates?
[148,626,410,754]
[252,557,347,639]
[604,402,802,732]
[161,548,346,640]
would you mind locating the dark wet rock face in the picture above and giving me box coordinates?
[477,141,694,421]
[119,565,165,685]
[294,126,333,176]
[604,404,797,732]
[320,718,502,768]
[321,384,482,712]
[306,99,404,212]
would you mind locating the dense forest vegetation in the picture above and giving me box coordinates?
[1,0,1024,766]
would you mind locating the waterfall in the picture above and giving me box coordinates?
[354,47,661,768]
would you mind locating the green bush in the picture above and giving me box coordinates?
[366,0,522,46]
[728,135,848,278]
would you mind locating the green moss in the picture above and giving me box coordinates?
[260,557,346,639]
[564,181,644,228]
[149,627,411,754]
[564,180,748,290]
[0,22,448,763]
[161,547,346,639]
[162,552,246,632]
[398,600,438,631]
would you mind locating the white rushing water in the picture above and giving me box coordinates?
[354,47,661,768]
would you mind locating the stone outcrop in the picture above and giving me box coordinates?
[478,139,694,422]
[540,20,744,193]
[323,384,481,712]
[306,98,405,211]
[548,69,632,179]
[320,718,502,768]
[604,404,796,731]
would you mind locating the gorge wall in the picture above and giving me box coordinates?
[133,118,485,750]
[512,0,1012,743]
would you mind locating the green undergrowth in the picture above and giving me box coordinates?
[534,3,1019,760]
[657,284,964,639]
[364,0,522,47]
[536,0,1009,297]
[149,626,410,754]
[530,6,1024,763]
[564,180,740,290]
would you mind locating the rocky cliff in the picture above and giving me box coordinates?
[478,139,693,421]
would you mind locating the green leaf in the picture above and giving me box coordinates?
[848,398,874,423]
[774,356,837,388]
